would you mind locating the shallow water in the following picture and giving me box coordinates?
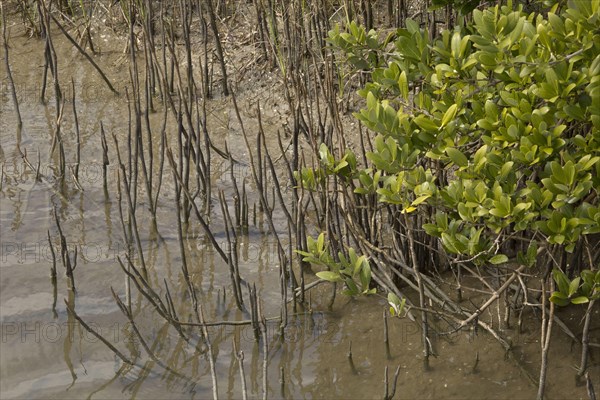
[1,16,597,400]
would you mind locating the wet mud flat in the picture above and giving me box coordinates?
[1,1,598,399]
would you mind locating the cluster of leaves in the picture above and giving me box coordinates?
[296,233,376,296]
[550,269,600,305]
[299,0,599,305]
[327,21,385,71]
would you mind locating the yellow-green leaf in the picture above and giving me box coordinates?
[446,147,469,167]
[489,254,509,264]
[316,271,342,282]
[441,104,458,128]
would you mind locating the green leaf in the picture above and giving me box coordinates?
[446,147,469,167]
[570,296,589,305]
[441,104,458,128]
[489,254,509,264]
[388,292,401,306]
[319,143,330,164]
[553,269,570,295]
[549,292,570,307]
[451,31,462,58]
[568,277,581,297]
[317,232,325,253]
[414,115,439,131]
[477,51,497,67]
[411,194,431,207]
[345,277,359,295]
[388,293,406,316]
[399,71,409,100]
[360,263,372,290]
[316,271,342,282]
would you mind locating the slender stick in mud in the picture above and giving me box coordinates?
[71,79,81,182]
[383,365,389,400]
[278,251,288,335]
[578,244,597,379]
[204,0,229,96]
[100,122,110,194]
[173,167,199,314]
[383,309,391,359]
[472,351,480,374]
[259,298,268,400]
[49,14,118,94]
[167,148,230,264]
[110,287,191,382]
[218,190,244,310]
[347,340,357,374]
[233,96,290,289]
[261,129,295,230]
[233,338,248,400]
[537,277,555,400]
[383,364,402,400]
[578,299,596,378]
[403,213,430,369]
[113,133,148,278]
[162,279,179,323]
[64,299,134,365]
[54,209,76,292]
[38,1,62,114]
[225,149,242,226]
[1,3,23,128]
[117,256,188,340]
[249,283,260,341]
[198,304,219,400]
[253,0,268,62]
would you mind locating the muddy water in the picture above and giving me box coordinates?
[1,19,597,400]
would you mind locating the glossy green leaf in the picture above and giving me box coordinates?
[489,254,508,264]
[446,147,469,167]
[316,271,342,282]
[441,104,458,128]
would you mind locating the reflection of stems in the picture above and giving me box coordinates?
[54,209,77,292]
[585,372,596,400]
[472,351,480,374]
[48,230,58,319]
[64,291,78,388]
[347,340,358,375]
